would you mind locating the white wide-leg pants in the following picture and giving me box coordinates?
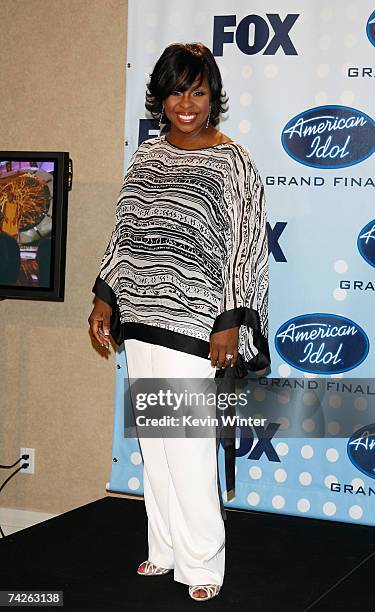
[124,339,225,586]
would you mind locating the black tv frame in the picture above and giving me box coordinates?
[0,151,72,301]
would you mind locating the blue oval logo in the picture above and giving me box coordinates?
[281,105,375,169]
[367,10,375,47]
[347,424,375,479]
[275,313,369,374]
[357,219,375,268]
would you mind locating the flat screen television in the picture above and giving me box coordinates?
[0,151,72,301]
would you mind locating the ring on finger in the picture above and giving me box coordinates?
[225,353,234,361]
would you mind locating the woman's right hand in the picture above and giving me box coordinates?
[88,297,112,350]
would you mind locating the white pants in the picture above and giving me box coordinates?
[124,339,225,586]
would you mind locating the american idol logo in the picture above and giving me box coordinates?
[275,314,369,374]
[281,105,375,169]
[347,424,375,479]
[358,219,375,268]
[367,10,375,47]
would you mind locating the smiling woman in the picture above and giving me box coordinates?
[88,42,270,603]
[145,43,231,149]
[166,76,210,126]
[146,43,227,129]
[162,76,218,145]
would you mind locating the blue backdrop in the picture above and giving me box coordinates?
[107,0,375,527]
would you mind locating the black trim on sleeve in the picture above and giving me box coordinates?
[92,276,117,308]
[211,307,244,332]
[92,276,123,346]
[211,307,271,373]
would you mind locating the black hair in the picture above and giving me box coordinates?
[146,43,228,128]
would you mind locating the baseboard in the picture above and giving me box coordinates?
[0,507,58,537]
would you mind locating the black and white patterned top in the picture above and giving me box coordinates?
[93,134,270,371]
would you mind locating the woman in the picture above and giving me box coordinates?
[89,43,270,602]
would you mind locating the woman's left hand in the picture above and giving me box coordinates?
[209,327,239,368]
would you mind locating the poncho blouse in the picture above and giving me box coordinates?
[93,134,270,373]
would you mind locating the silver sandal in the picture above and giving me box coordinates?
[137,560,172,576]
[189,584,221,602]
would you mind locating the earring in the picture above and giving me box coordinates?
[159,106,164,136]
[205,106,211,129]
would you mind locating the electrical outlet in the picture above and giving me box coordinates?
[20,448,35,474]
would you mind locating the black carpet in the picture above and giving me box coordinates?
[0,497,374,611]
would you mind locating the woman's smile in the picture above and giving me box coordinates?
[164,75,211,136]
[176,112,197,123]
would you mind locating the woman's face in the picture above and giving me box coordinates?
[163,74,211,135]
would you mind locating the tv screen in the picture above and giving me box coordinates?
[0,151,71,301]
